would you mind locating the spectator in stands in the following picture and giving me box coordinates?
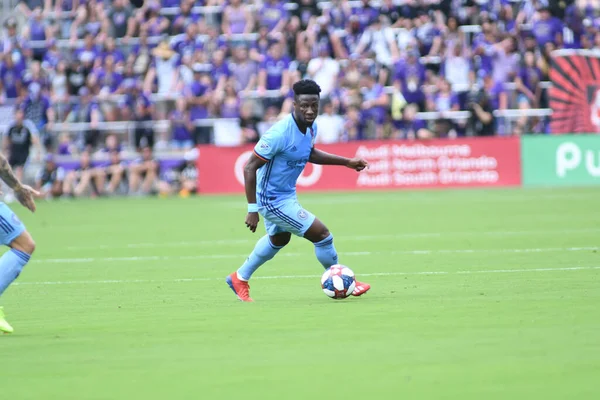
[250,25,277,63]
[70,0,106,43]
[293,0,319,31]
[63,150,104,197]
[491,36,519,86]
[3,107,42,183]
[128,146,158,195]
[289,45,310,82]
[50,60,69,122]
[171,0,200,35]
[222,0,254,35]
[393,48,425,111]
[532,6,564,48]
[427,77,460,113]
[344,105,365,141]
[217,82,241,119]
[466,86,495,137]
[185,64,211,144]
[442,43,471,93]
[352,0,380,31]
[158,148,198,197]
[74,33,101,65]
[260,0,289,34]
[42,39,61,70]
[65,86,100,149]
[145,40,180,97]
[258,42,291,96]
[17,0,44,18]
[57,132,76,155]
[22,7,50,62]
[414,10,442,57]
[0,54,24,104]
[1,18,28,67]
[169,98,194,149]
[172,22,200,58]
[239,101,260,144]
[306,44,340,100]
[354,15,399,68]
[326,0,352,30]
[106,0,134,39]
[316,99,344,144]
[22,82,54,132]
[361,72,389,139]
[139,2,170,38]
[210,49,230,94]
[228,44,257,93]
[35,154,64,199]
[104,150,127,195]
[394,103,431,140]
[102,37,126,67]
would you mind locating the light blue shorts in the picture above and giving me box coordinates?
[259,199,316,237]
[0,203,25,246]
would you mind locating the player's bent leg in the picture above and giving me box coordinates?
[304,218,371,297]
[227,232,290,302]
[304,219,338,269]
[0,228,35,334]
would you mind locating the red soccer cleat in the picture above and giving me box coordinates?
[352,281,371,297]
[226,272,254,302]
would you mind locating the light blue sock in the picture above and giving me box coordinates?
[237,235,283,281]
[0,249,31,297]
[314,233,338,269]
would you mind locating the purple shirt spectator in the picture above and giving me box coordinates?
[212,61,231,88]
[169,109,193,143]
[327,5,350,30]
[533,15,563,47]
[394,58,425,105]
[0,61,24,99]
[220,97,240,118]
[260,55,290,90]
[362,83,387,124]
[520,65,542,93]
[352,4,379,30]
[96,69,123,93]
[185,82,209,120]
[394,118,426,139]
[260,1,288,32]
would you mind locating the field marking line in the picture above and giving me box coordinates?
[14,266,600,286]
[32,246,599,264]
[63,228,600,251]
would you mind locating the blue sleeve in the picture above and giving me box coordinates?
[254,129,286,161]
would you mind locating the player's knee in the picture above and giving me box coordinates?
[12,232,36,255]
[270,233,291,247]
[314,229,331,243]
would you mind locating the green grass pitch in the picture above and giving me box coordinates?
[1,187,599,399]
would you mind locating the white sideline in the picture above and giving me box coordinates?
[64,228,600,251]
[14,266,600,286]
[31,246,599,264]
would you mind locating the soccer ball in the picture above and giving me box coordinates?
[321,264,356,299]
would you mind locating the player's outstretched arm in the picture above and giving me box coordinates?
[309,148,368,171]
[0,153,40,212]
[244,153,268,233]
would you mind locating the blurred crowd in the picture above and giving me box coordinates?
[0,0,596,197]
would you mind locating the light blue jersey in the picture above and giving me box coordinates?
[253,114,318,236]
[0,202,25,245]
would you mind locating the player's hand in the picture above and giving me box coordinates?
[14,185,40,213]
[245,212,260,233]
[346,158,369,172]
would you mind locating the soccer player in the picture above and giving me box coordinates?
[226,79,371,302]
[0,152,38,333]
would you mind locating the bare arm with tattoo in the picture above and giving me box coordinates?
[0,153,40,212]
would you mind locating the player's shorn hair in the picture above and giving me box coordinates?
[293,79,321,97]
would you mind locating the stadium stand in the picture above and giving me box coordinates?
[0,0,591,197]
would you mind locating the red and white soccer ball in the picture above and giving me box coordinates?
[321,264,356,299]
